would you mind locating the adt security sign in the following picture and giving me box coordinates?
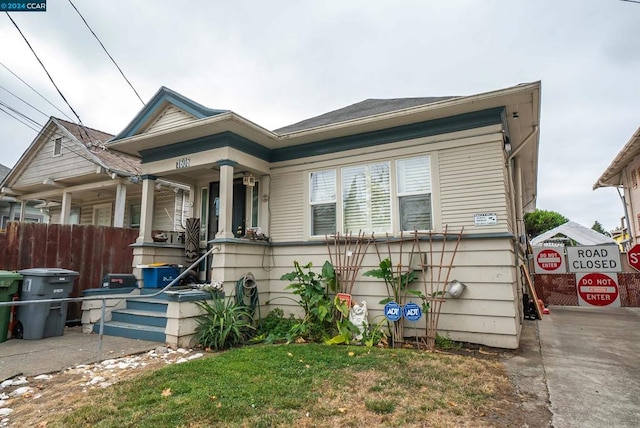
[384,302,402,322]
[576,272,620,307]
[403,302,422,321]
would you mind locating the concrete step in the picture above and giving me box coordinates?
[126,298,169,313]
[94,321,165,343]
[111,308,168,328]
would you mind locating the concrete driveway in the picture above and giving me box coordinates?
[539,306,640,428]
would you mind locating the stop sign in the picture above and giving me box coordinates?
[627,244,640,272]
[576,272,620,307]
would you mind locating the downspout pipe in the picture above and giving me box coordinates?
[506,125,539,251]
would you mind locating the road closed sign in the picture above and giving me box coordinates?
[576,272,621,307]
[566,245,621,273]
[533,247,566,274]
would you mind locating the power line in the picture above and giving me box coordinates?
[5,12,86,133]
[0,100,42,128]
[67,0,145,105]
[0,105,40,132]
[0,62,74,121]
[0,84,50,119]
[619,0,640,4]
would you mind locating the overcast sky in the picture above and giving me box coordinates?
[1,0,639,232]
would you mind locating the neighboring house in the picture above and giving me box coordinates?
[594,126,640,250]
[0,118,188,239]
[108,82,541,349]
[0,163,47,228]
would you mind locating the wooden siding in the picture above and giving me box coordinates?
[270,172,305,241]
[0,222,138,322]
[439,140,509,233]
[15,132,98,187]
[144,106,195,134]
[213,235,520,348]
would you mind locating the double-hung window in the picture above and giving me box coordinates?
[397,156,432,231]
[310,170,336,235]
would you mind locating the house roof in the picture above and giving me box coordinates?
[113,86,229,140]
[0,164,9,182]
[275,97,456,134]
[531,221,616,246]
[594,126,640,189]
[54,119,140,175]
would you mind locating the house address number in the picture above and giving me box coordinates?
[176,158,190,169]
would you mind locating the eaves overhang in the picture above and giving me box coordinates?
[594,126,640,190]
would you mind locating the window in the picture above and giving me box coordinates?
[397,156,432,231]
[130,203,141,228]
[310,170,336,235]
[309,155,432,236]
[53,137,62,156]
[342,162,391,233]
[200,187,209,240]
[250,182,260,228]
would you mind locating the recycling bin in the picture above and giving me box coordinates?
[16,268,78,340]
[0,271,22,343]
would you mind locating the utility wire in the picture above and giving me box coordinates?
[0,100,42,128]
[67,0,145,105]
[0,62,74,121]
[5,12,87,135]
[0,105,40,132]
[0,84,50,119]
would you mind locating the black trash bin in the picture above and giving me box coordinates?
[15,268,78,340]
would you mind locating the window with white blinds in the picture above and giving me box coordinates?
[342,162,391,234]
[310,170,336,235]
[309,156,432,237]
[397,156,432,231]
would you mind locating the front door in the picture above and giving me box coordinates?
[208,178,246,240]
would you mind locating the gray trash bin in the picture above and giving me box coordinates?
[16,268,78,340]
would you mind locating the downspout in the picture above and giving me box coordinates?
[616,187,632,247]
[507,125,539,253]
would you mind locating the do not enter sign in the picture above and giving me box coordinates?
[534,247,566,274]
[576,272,620,307]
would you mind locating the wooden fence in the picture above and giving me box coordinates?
[534,273,640,307]
[0,222,139,321]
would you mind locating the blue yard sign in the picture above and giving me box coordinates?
[403,302,422,322]
[384,301,402,322]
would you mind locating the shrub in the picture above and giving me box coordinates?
[193,292,255,350]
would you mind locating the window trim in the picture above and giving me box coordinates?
[308,155,433,238]
[53,137,63,157]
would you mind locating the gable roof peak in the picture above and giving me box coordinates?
[113,86,229,141]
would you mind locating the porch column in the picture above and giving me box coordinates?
[216,160,236,239]
[186,184,195,218]
[113,183,127,227]
[19,200,26,221]
[60,192,72,224]
[8,202,17,223]
[137,175,156,243]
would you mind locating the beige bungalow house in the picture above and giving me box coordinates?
[594,126,640,249]
[0,118,188,238]
[108,82,541,349]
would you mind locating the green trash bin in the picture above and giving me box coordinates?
[0,270,22,343]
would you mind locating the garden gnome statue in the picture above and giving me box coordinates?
[348,301,368,341]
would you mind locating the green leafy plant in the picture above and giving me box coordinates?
[252,308,298,344]
[193,291,255,350]
[279,261,337,342]
[363,257,419,306]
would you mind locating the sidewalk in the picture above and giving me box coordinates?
[0,327,159,381]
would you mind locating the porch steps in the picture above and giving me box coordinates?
[93,292,169,343]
